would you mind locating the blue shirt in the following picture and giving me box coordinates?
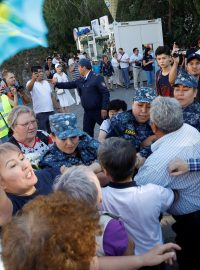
[92,64,101,74]
[135,124,200,215]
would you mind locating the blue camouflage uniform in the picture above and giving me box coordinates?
[175,69,200,132]
[55,63,110,137]
[106,110,153,157]
[39,113,99,168]
[39,133,99,168]
[106,87,156,158]
[183,103,200,132]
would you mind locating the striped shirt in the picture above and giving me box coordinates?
[135,124,200,215]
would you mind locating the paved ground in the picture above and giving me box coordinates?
[69,85,136,139]
[70,85,179,269]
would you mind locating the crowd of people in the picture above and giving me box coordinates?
[0,37,200,270]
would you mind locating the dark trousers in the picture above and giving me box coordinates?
[172,210,200,270]
[83,110,103,137]
[36,111,54,134]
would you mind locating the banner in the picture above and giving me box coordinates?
[99,15,109,36]
[91,19,100,37]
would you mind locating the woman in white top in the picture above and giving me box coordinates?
[53,64,75,112]
[111,52,123,88]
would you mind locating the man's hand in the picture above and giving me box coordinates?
[88,162,102,174]
[135,153,146,169]
[141,135,157,148]
[101,109,107,119]
[60,165,70,174]
[32,72,39,81]
[171,43,180,65]
[10,86,17,96]
[140,243,181,267]
[168,159,189,176]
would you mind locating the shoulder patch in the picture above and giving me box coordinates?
[101,82,106,87]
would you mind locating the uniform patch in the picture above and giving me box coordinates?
[124,129,136,135]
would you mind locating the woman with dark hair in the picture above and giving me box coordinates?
[142,48,154,87]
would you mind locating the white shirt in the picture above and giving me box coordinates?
[100,119,111,133]
[111,57,119,68]
[26,80,53,114]
[78,54,86,60]
[135,124,200,215]
[102,182,174,255]
[53,72,69,84]
[130,53,143,67]
[118,52,129,68]
[0,243,5,270]
[52,58,60,65]
[68,58,74,66]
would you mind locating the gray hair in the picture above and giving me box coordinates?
[53,166,98,206]
[7,106,35,128]
[150,96,183,134]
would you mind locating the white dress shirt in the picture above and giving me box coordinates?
[130,53,143,67]
[118,52,129,68]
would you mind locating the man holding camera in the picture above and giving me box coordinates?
[169,44,200,101]
[26,66,60,133]
[2,70,31,106]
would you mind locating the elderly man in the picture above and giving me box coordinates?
[106,87,156,159]
[135,96,200,270]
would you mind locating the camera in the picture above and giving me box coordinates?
[172,49,186,58]
[16,85,24,92]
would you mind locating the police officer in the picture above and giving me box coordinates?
[173,71,200,132]
[39,113,99,169]
[52,58,110,137]
[106,87,156,158]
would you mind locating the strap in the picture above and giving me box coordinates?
[0,111,9,129]
[36,130,49,145]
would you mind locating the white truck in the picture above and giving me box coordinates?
[75,18,163,60]
[113,18,163,55]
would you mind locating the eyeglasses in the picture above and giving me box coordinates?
[16,120,37,128]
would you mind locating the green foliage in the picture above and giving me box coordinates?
[43,0,109,51]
